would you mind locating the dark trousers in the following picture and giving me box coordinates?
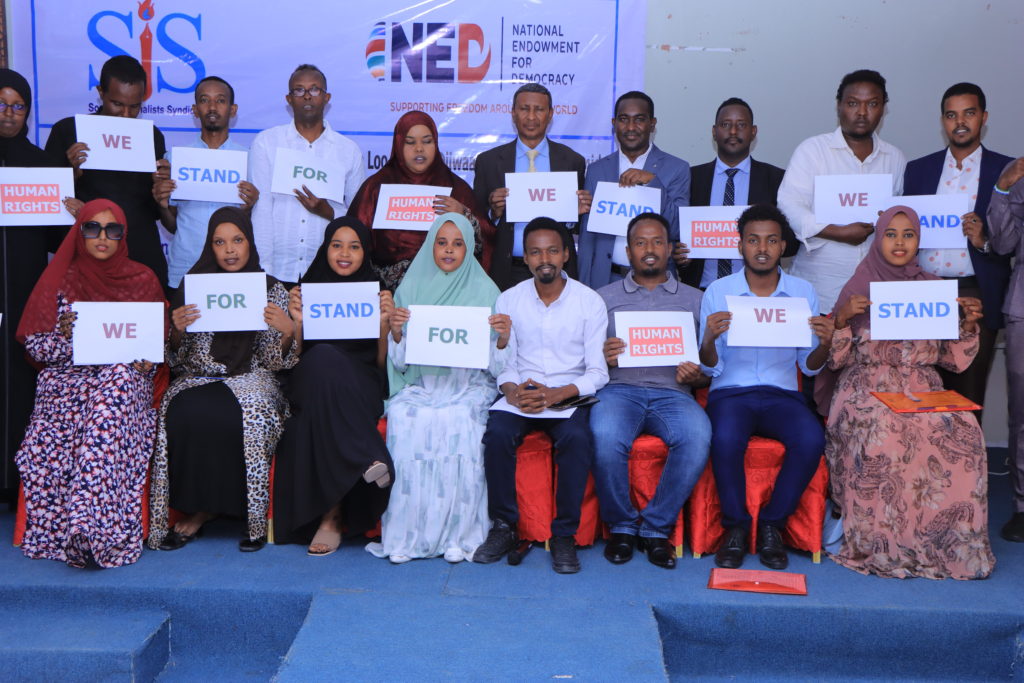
[482,407,593,537]
[939,277,996,422]
[706,386,825,529]
[1006,315,1024,512]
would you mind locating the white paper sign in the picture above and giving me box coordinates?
[505,171,579,222]
[869,279,959,341]
[270,147,346,203]
[677,205,750,258]
[489,395,576,419]
[0,167,75,226]
[169,147,248,204]
[372,184,452,231]
[71,301,164,365]
[725,295,814,348]
[586,182,662,237]
[74,114,156,173]
[301,282,380,340]
[184,272,269,332]
[404,304,491,370]
[813,173,893,225]
[614,311,698,368]
[896,194,970,249]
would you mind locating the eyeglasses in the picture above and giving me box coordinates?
[81,221,125,240]
[0,102,27,113]
[289,86,323,98]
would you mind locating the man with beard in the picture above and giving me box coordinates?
[699,204,833,570]
[577,91,691,289]
[904,83,1013,416]
[475,218,608,574]
[152,76,259,288]
[778,69,906,314]
[590,213,710,569]
[248,64,363,286]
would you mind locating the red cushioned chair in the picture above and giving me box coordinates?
[620,434,686,557]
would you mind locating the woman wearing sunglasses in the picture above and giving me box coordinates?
[14,199,167,568]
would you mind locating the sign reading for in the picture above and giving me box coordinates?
[184,271,269,332]
[373,184,453,231]
[404,304,491,370]
[270,147,347,203]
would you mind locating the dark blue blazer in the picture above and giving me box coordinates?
[904,146,1014,329]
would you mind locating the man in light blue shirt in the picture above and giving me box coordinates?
[153,76,259,288]
[698,204,833,570]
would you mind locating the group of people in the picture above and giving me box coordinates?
[2,54,1021,583]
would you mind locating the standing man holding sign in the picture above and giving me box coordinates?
[152,77,259,288]
[46,56,168,286]
[577,91,690,289]
[249,64,364,286]
[779,70,906,313]
[682,97,790,290]
[699,204,833,570]
[591,213,710,569]
[473,83,589,290]
[904,83,1014,413]
[475,219,608,573]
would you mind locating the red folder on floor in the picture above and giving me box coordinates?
[708,568,807,595]
[871,390,980,413]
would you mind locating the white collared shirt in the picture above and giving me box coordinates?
[919,147,981,278]
[779,126,906,312]
[248,121,364,282]
[610,146,654,266]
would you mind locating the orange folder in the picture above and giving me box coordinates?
[708,568,808,595]
[871,390,981,413]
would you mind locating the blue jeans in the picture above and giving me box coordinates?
[590,384,711,538]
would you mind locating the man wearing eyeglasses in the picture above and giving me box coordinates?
[248,64,364,287]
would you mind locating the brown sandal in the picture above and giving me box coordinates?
[363,461,391,488]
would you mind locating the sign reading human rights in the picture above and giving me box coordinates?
[869,279,959,341]
[725,295,814,348]
[71,301,164,365]
[169,147,249,204]
[677,205,749,259]
[372,184,453,231]
[586,182,662,237]
[614,310,698,368]
[74,114,156,173]
[300,282,381,340]
[813,173,892,225]
[895,194,971,249]
[504,171,579,222]
[184,271,269,332]
[404,304,490,370]
[0,167,75,226]
[270,148,347,204]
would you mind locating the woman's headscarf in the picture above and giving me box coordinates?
[833,204,939,335]
[387,212,500,397]
[0,68,51,169]
[16,199,166,342]
[0,68,31,139]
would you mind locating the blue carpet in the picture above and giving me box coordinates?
[0,448,1021,681]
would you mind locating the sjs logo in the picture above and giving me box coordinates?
[365,21,490,83]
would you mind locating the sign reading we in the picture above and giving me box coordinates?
[505,171,578,222]
[71,301,164,365]
[75,114,156,173]
[725,295,814,348]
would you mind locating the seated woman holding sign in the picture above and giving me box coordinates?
[826,205,993,579]
[366,213,509,564]
[15,199,166,567]
[347,110,494,290]
[273,217,396,556]
[148,206,298,553]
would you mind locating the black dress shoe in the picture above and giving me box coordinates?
[1001,512,1024,543]
[239,537,267,552]
[641,537,676,569]
[756,521,788,570]
[603,533,637,564]
[158,528,201,551]
[715,526,748,569]
[549,535,580,574]
[473,519,516,563]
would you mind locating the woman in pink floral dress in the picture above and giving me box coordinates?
[826,205,994,579]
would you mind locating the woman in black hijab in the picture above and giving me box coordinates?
[273,216,395,556]
[0,68,63,489]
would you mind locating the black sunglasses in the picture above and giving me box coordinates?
[81,221,125,240]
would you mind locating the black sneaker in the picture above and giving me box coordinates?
[473,519,516,563]
[550,535,580,574]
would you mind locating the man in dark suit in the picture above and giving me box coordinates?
[904,82,1013,414]
[577,91,691,289]
[679,98,790,290]
[473,83,589,290]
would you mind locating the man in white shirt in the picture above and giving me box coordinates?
[779,69,907,313]
[249,64,364,285]
[474,218,609,573]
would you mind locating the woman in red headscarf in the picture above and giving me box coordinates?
[346,110,494,290]
[825,205,993,580]
[15,199,167,568]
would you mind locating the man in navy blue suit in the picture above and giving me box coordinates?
[904,83,1013,413]
[577,91,691,289]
